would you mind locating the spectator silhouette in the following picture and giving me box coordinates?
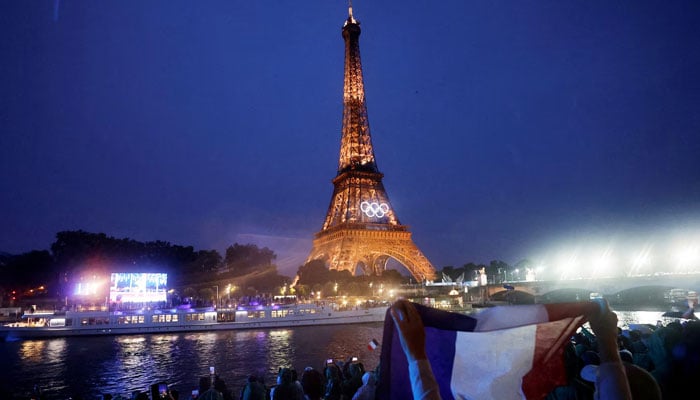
[323,364,342,400]
[240,375,267,400]
[341,362,364,399]
[300,367,324,400]
[351,371,376,400]
[270,367,303,400]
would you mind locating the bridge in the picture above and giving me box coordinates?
[457,273,700,304]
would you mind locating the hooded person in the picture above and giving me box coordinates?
[351,371,377,400]
[270,367,304,400]
[300,367,325,400]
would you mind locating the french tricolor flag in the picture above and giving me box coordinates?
[376,301,598,400]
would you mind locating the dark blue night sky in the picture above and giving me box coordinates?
[2,1,699,276]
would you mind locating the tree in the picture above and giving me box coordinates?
[243,266,288,293]
[224,243,276,276]
[328,269,353,286]
[462,262,482,281]
[294,284,310,298]
[296,259,329,286]
[380,269,406,285]
[489,260,511,283]
[185,250,222,274]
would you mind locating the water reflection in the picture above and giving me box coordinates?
[46,339,67,360]
[267,330,293,376]
[20,340,47,360]
[614,310,681,329]
[113,336,156,392]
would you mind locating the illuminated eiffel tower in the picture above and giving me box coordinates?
[306,5,437,282]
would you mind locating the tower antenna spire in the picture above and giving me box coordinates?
[348,0,357,24]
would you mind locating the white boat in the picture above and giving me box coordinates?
[0,302,388,341]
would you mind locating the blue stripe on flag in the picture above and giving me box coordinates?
[377,304,479,400]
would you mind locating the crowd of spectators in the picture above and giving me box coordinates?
[93,357,379,400]
[548,315,700,399]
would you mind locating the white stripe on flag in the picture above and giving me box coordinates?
[451,324,538,400]
[474,304,548,331]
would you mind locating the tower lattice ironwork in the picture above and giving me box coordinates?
[306,6,437,282]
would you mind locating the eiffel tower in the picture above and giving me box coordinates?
[306,5,437,282]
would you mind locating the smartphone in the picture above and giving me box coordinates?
[150,382,168,400]
[326,358,333,365]
[192,389,199,398]
[351,356,358,362]
[210,366,215,374]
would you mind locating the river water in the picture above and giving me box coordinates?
[0,309,680,400]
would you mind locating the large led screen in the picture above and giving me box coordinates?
[109,273,168,303]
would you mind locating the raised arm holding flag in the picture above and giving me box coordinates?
[381,298,632,400]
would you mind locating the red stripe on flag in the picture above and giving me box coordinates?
[521,315,587,399]
[543,301,598,322]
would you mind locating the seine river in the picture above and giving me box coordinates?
[0,309,679,399]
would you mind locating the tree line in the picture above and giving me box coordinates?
[0,230,286,304]
[0,229,527,306]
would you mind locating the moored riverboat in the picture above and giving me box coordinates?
[0,301,387,341]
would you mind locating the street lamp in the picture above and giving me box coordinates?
[213,285,219,308]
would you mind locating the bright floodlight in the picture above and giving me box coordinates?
[674,243,699,272]
[557,251,580,280]
[592,246,615,278]
[629,245,653,276]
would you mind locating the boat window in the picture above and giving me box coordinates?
[186,313,205,321]
[247,311,265,319]
[80,317,109,325]
[152,314,176,323]
[217,312,235,322]
[272,310,292,318]
[116,315,145,324]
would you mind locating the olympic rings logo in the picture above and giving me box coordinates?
[361,201,390,218]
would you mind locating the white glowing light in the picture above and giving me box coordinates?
[360,201,389,218]
[674,243,699,270]
[525,268,536,282]
[629,244,653,276]
[557,251,580,280]
[592,246,615,278]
